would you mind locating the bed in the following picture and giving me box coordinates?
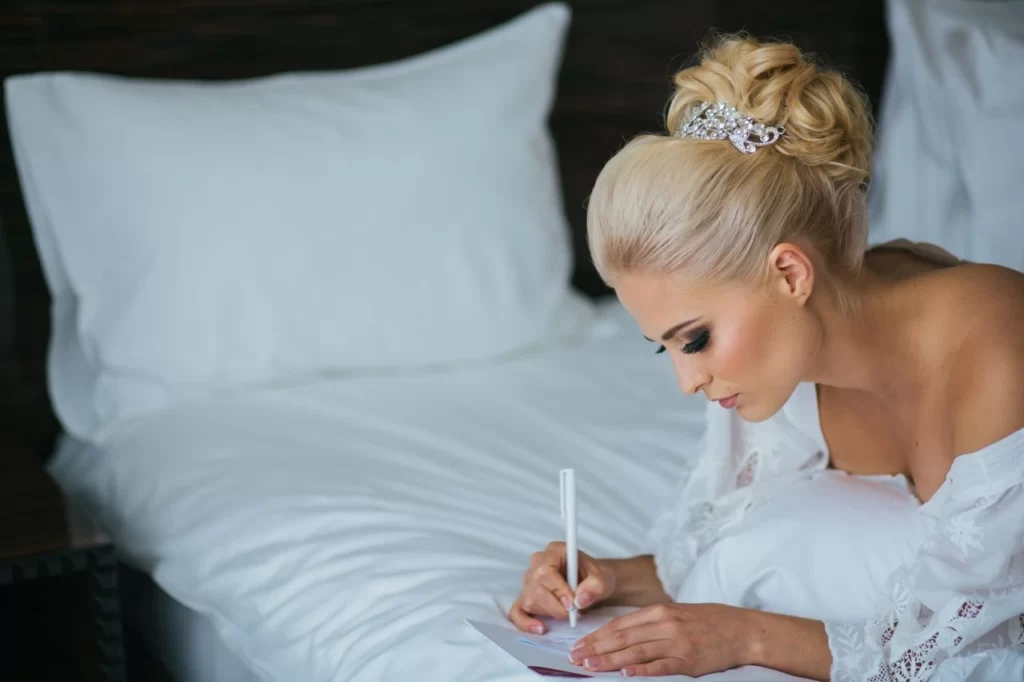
[0,1,921,680]
[52,300,724,681]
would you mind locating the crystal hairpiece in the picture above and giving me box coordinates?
[675,101,785,154]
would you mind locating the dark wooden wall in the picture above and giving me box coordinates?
[0,1,889,453]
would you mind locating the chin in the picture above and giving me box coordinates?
[735,393,787,423]
[735,403,766,423]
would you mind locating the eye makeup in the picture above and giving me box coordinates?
[652,328,711,355]
[682,329,710,354]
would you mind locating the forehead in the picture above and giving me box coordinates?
[613,271,747,334]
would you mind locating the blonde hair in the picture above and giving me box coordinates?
[587,34,873,306]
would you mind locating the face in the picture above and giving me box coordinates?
[612,245,821,422]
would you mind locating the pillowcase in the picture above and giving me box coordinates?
[867,0,1024,268]
[674,470,932,623]
[5,2,594,442]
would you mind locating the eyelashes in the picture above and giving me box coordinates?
[654,329,711,355]
[683,329,710,354]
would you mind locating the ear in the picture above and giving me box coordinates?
[767,242,815,305]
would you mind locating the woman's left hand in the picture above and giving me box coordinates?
[567,602,757,678]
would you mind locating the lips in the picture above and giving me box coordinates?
[715,394,739,409]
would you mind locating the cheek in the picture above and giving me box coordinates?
[709,314,776,384]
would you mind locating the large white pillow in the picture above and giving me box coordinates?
[675,470,932,623]
[4,2,594,442]
[867,0,1024,267]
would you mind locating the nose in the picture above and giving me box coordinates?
[672,355,708,396]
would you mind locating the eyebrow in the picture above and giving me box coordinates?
[643,318,700,343]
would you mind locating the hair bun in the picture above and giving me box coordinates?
[666,34,873,186]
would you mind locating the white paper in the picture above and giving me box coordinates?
[466,607,639,678]
[466,608,812,681]
[516,613,614,656]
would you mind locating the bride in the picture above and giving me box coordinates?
[508,35,1024,681]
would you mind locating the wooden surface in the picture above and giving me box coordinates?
[0,1,890,454]
[0,446,123,681]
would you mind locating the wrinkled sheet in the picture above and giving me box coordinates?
[51,303,811,681]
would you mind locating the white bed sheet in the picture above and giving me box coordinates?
[50,301,812,682]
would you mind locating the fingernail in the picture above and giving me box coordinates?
[585,657,600,669]
[569,650,584,663]
[561,596,572,611]
[532,625,544,635]
[621,668,633,677]
[571,641,585,652]
[574,594,589,609]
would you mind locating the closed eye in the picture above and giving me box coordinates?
[682,330,710,354]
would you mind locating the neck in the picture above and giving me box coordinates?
[804,273,923,399]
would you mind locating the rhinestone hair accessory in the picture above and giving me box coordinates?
[675,101,785,154]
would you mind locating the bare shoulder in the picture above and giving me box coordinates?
[934,264,1024,456]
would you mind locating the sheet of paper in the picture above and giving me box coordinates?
[515,616,607,655]
[466,607,639,678]
[467,609,807,681]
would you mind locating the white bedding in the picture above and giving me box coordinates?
[51,301,811,682]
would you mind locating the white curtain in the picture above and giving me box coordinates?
[867,0,1024,270]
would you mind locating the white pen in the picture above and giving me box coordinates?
[560,468,578,628]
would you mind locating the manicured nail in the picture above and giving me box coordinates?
[571,641,585,652]
[561,596,573,611]
[621,668,633,677]
[575,593,590,609]
[585,657,600,669]
[532,625,544,635]
[569,650,584,663]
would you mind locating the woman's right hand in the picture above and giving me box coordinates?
[508,541,617,634]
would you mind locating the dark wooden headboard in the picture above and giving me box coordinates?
[0,0,889,453]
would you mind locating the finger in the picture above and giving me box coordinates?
[522,585,569,620]
[533,565,575,613]
[579,640,676,673]
[574,573,607,610]
[576,623,669,658]
[578,604,671,648]
[508,601,547,635]
[542,541,566,566]
[621,657,690,678]
[530,543,564,571]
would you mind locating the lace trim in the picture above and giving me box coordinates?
[870,601,983,682]
[736,450,758,487]
[829,595,1004,681]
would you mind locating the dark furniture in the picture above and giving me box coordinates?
[0,444,125,681]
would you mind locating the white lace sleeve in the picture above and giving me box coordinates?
[826,429,1024,682]
[649,388,827,599]
[647,409,720,600]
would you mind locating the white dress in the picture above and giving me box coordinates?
[649,381,1024,682]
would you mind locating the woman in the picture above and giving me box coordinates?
[507,35,1024,680]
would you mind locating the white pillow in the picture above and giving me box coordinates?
[867,0,1024,268]
[4,2,594,442]
[674,470,932,623]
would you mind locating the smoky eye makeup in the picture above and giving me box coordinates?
[682,328,711,354]
[652,327,711,355]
